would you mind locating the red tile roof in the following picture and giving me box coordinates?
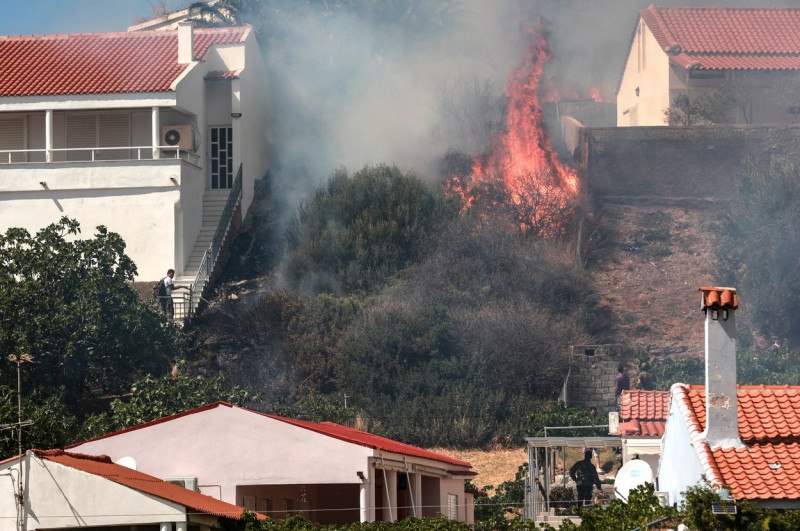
[673,383,800,501]
[69,402,473,470]
[619,390,670,437]
[0,27,249,97]
[640,6,800,71]
[33,449,265,520]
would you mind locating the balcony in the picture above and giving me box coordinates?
[0,145,200,166]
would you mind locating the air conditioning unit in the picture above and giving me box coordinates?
[166,477,199,491]
[161,125,193,150]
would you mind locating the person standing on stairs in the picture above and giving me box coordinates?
[161,268,189,318]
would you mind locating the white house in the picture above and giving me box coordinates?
[0,22,269,283]
[658,287,800,509]
[0,448,264,531]
[617,6,800,126]
[68,402,476,525]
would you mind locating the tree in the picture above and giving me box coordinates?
[82,366,258,438]
[713,157,800,346]
[283,164,459,295]
[0,218,182,416]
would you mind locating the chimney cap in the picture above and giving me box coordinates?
[699,287,738,310]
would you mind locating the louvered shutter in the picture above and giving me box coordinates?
[66,115,96,161]
[99,114,130,160]
[0,118,25,163]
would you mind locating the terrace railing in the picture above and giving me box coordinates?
[0,146,200,165]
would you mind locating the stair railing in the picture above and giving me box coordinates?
[188,164,243,320]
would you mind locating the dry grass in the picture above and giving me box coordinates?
[430,447,528,493]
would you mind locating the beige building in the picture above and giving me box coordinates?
[617,6,800,126]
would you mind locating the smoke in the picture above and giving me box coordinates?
[255,0,799,222]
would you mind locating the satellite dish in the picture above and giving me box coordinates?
[115,456,137,470]
[613,458,653,502]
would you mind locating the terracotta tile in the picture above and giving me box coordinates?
[0,27,248,97]
[37,449,265,520]
[641,6,800,72]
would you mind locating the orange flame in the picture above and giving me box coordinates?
[449,26,579,235]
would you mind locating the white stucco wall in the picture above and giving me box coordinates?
[0,453,185,531]
[69,405,375,504]
[617,18,672,126]
[0,160,194,279]
[657,396,704,507]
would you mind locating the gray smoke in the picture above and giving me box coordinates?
[253,0,798,218]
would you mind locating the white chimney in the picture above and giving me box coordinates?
[178,21,195,64]
[699,287,743,449]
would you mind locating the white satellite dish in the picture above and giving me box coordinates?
[115,456,138,470]
[613,458,653,502]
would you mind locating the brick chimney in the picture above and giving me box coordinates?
[178,21,195,64]
[699,287,744,449]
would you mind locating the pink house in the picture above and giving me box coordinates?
[68,402,476,525]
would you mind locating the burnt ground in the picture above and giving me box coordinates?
[585,198,723,359]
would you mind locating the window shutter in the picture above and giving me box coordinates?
[99,114,130,160]
[0,118,25,163]
[66,115,96,161]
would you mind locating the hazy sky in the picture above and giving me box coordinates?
[0,0,178,36]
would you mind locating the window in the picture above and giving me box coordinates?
[447,494,458,520]
[242,494,256,511]
[628,105,638,126]
[210,126,233,189]
[282,498,294,517]
[261,498,273,516]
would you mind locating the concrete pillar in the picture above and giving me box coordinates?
[152,106,160,159]
[176,522,187,531]
[413,473,422,517]
[45,109,53,162]
[384,470,397,522]
[160,523,171,531]
[359,480,371,522]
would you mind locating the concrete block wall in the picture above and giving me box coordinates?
[576,124,800,201]
[566,345,632,415]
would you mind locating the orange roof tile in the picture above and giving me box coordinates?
[33,449,266,520]
[0,27,248,97]
[69,402,473,470]
[673,383,800,500]
[699,286,738,310]
[640,6,800,71]
[619,390,669,437]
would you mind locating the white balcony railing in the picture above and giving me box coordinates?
[0,146,200,166]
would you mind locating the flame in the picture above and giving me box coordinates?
[449,26,579,235]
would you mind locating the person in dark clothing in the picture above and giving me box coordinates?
[570,450,602,507]
[615,364,630,406]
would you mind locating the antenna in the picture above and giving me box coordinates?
[1,353,34,531]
